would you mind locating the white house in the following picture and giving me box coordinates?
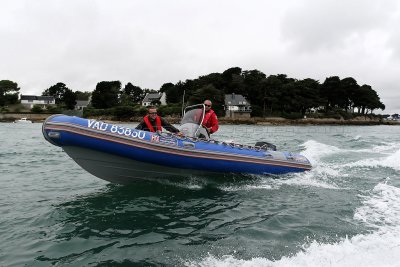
[75,100,90,110]
[141,92,166,106]
[20,95,56,109]
[224,93,252,118]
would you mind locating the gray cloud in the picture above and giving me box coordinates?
[1,0,399,114]
[281,0,398,52]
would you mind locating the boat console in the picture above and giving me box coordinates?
[178,104,210,139]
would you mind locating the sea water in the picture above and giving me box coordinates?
[0,123,399,266]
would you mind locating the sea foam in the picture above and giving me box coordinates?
[301,140,342,164]
[186,182,400,267]
[343,149,400,171]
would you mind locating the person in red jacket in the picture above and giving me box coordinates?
[136,106,182,134]
[202,100,219,135]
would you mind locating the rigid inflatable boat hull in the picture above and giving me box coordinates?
[42,115,312,183]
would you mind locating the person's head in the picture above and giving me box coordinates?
[147,106,158,120]
[204,100,212,111]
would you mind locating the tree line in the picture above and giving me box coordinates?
[86,67,386,118]
[1,66,386,118]
[158,67,385,117]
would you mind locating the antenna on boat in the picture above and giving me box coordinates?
[181,90,186,117]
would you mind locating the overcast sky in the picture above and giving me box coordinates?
[1,0,399,114]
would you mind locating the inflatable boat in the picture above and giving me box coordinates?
[42,105,311,183]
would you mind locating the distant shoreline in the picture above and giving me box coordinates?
[1,113,399,126]
[102,115,400,126]
[218,117,400,126]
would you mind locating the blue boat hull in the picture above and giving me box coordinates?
[42,115,311,183]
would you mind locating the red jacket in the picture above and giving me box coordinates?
[136,115,179,133]
[202,110,219,134]
[143,115,162,132]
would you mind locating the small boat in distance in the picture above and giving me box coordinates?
[14,118,33,123]
[42,105,311,184]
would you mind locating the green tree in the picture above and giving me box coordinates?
[63,89,77,109]
[242,69,267,100]
[160,83,174,93]
[294,78,321,115]
[42,82,69,104]
[0,80,20,106]
[112,106,136,119]
[187,84,225,116]
[197,73,225,89]
[320,76,341,111]
[254,74,295,116]
[250,105,263,117]
[222,67,242,83]
[31,104,43,113]
[91,81,121,108]
[354,85,385,114]
[160,82,184,104]
[160,83,178,104]
[341,77,359,112]
[75,91,91,101]
[42,82,76,109]
[120,82,143,105]
[221,67,245,95]
[280,81,298,113]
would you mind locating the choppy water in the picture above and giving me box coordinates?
[1,123,399,266]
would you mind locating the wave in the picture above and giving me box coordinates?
[368,143,400,154]
[301,140,400,173]
[283,169,341,189]
[343,149,400,171]
[285,140,342,189]
[219,184,273,192]
[353,142,400,154]
[185,183,400,267]
[302,140,400,159]
[301,140,342,164]
[355,182,400,228]
[187,230,400,267]
[217,140,344,191]
[220,140,399,191]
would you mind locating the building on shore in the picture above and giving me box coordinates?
[224,93,252,118]
[141,92,166,106]
[20,95,55,109]
[75,100,90,110]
